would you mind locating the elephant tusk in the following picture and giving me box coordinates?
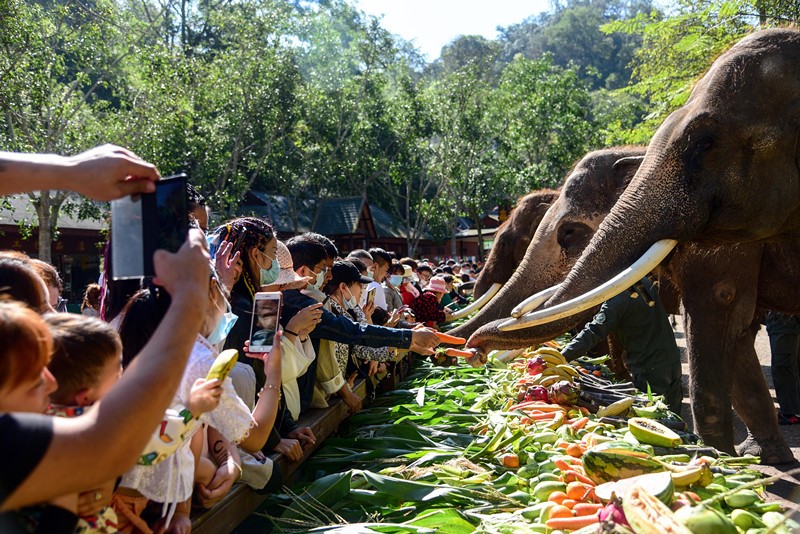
[510,284,561,318]
[498,239,677,331]
[494,348,525,363]
[448,282,502,321]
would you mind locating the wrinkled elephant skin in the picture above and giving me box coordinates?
[449,147,646,340]
[473,189,558,298]
[470,29,800,463]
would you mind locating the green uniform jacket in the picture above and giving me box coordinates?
[561,276,683,413]
[561,277,680,373]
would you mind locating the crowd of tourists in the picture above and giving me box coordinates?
[0,145,483,534]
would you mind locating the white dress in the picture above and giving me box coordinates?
[119,335,255,523]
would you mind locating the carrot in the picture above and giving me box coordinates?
[553,458,575,472]
[570,416,590,430]
[547,491,569,505]
[435,332,467,345]
[566,443,585,458]
[546,504,572,518]
[561,499,578,510]
[562,470,596,486]
[444,347,473,358]
[573,503,603,516]
[544,341,561,349]
[546,515,600,530]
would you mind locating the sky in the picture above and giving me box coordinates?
[354,0,553,61]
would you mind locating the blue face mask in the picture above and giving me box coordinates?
[258,250,281,286]
[207,300,238,345]
[389,274,403,286]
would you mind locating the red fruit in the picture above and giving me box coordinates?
[527,356,547,375]
[598,497,629,527]
[525,385,549,403]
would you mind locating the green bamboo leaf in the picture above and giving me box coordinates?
[282,471,353,520]
[405,508,476,533]
[415,386,426,406]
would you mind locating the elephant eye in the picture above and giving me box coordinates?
[689,136,713,160]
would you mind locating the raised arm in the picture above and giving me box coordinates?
[3,230,208,510]
[0,145,159,200]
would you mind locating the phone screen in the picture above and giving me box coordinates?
[249,292,282,352]
[111,174,188,279]
[367,286,376,304]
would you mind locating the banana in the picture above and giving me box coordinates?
[535,349,567,364]
[556,364,579,378]
[538,375,562,387]
[541,367,564,377]
[538,353,567,366]
[670,464,712,487]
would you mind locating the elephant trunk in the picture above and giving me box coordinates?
[448,228,566,340]
[467,154,696,352]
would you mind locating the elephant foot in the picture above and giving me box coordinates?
[736,433,794,465]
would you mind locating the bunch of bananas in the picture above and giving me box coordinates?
[520,347,580,387]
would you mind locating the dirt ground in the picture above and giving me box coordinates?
[670,316,800,510]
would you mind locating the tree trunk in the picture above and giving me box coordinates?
[476,216,484,262]
[37,191,52,262]
[450,221,457,257]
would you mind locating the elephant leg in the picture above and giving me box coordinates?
[683,308,735,454]
[730,321,793,463]
[676,244,761,455]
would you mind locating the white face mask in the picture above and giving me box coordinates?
[307,268,326,291]
[343,285,358,310]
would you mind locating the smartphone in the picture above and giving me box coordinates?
[249,292,282,353]
[206,349,238,382]
[366,286,377,305]
[110,174,189,279]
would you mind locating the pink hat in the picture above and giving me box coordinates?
[424,276,448,294]
[261,241,314,291]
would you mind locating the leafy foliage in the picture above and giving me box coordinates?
[4,0,800,260]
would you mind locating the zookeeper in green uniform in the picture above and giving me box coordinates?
[560,275,683,414]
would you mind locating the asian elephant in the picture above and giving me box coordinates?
[449,147,648,341]
[467,28,800,463]
[473,189,559,299]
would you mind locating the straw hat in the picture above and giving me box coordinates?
[261,241,314,291]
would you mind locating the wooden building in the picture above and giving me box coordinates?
[0,195,105,306]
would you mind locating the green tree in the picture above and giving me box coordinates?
[0,0,148,261]
[489,54,598,192]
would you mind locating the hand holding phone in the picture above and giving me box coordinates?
[111,173,189,279]
[249,292,282,353]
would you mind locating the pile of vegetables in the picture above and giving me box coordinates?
[258,344,798,533]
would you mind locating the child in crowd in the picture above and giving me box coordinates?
[81,284,102,318]
[116,268,283,530]
[322,261,392,391]
[44,313,223,534]
[411,276,453,327]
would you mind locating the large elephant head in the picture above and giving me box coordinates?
[468,28,800,352]
[473,189,559,298]
[447,146,646,340]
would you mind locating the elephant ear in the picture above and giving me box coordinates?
[610,154,645,194]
